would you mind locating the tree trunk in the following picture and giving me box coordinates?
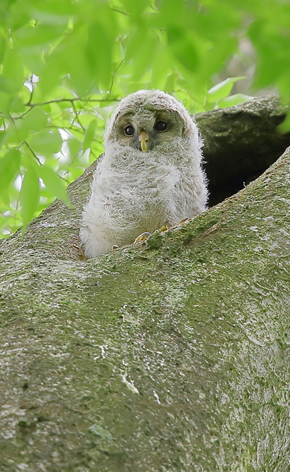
[1,97,290,471]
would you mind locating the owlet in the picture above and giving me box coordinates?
[80,90,208,258]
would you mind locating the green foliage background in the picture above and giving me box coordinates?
[0,0,289,236]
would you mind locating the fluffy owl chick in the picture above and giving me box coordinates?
[80,89,208,258]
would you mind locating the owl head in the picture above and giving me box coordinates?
[104,89,200,154]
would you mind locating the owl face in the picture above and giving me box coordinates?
[105,90,195,153]
[113,107,185,152]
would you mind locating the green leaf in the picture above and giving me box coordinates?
[83,119,97,151]
[0,187,10,207]
[0,149,21,193]
[64,40,94,97]
[125,28,158,81]
[0,91,10,115]
[68,137,82,158]
[207,77,246,103]
[22,107,48,133]
[218,94,253,108]
[38,165,68,203]
[39,50,65,95]
[14,24,67,47]
[5,122,22,146]
[0,130,7,148]
[9,97,26,114]
[29,129,62,156]
[163,72,176,94]
[87,22,113,86]
[0,49,24,93]
[0,37,5,64]
[278,112,290,134]
[151,46,171,90]
[20,166,40,229]
[30,1,75,24]
[6,1,31,31]
[167,26,199,72]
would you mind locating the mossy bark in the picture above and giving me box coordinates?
[1,97,290,471]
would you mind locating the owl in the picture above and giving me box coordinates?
[80,90,208,258]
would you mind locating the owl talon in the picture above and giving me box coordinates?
[179,218,190,224]
[134,232,151,244]
[171,218,190,229]
[160,222,169,232]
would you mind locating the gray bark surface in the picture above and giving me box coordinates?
[1,97,290,471]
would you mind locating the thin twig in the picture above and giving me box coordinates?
[110,7,129,16]
[71,100,85,131]
[25,97,118,107]
[14,109,32,120]
[12,97,118,121]
[22,141,41,165]
[109,59,125,94]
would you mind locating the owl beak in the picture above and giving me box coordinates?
[139,130,150,152]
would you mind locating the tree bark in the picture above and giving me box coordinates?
[196,95,290,204]
[1,97,290,471]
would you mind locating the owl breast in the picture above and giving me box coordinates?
[95,149,181,235]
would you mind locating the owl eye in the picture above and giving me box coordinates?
[124,125,135,136]
[154,120,167,132]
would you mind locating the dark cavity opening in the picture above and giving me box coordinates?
[195,98,290,207]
